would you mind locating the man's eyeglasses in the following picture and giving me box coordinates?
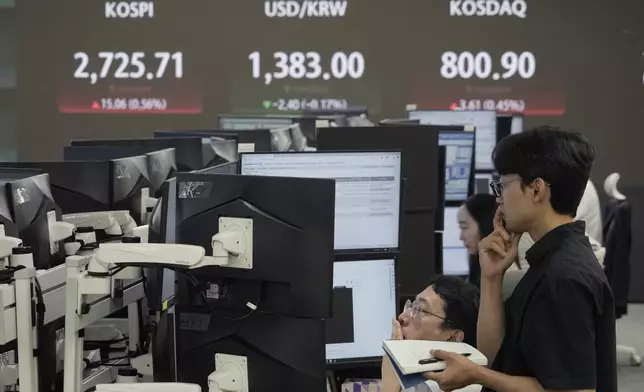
[490,178,520,198]
[490,177,549,198]
[403,299,448,322]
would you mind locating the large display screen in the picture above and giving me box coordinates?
[21,0,574,117]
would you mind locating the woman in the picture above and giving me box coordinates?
[457,193,497,287]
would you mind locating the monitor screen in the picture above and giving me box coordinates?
[408,110,497,171]
[511,115,524,134]
[240,151,402,252]
[154,130,273,154]
[218,116,294,130]
[326,258,396,364]
[0,172,65,269]
[442,207,469,276]
[439,131,474,202]
[71,137,204,171]
[475,173,494,195]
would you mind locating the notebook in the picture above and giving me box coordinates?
[382,340,487,389]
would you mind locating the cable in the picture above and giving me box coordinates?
[86,265,126,278]
[34,277,45,343]
[183,270,261,322]
[83,356,132,369]
[78,235,125,252]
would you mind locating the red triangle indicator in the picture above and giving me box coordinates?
[91,101,100,109]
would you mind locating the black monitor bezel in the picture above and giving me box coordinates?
[325,253,399,368]
[217,114,296,130]
[237,149,404,255]
[406,109,497,172]
[439,129,476,204]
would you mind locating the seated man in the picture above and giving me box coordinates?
[381,275,481,392]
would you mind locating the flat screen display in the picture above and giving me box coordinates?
[240,151,402,251]
[326,258,396,363]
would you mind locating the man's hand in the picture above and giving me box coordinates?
[423,350,480,392]
[381,319,404,392]
[478,207,521,279]
[391,318,403,340]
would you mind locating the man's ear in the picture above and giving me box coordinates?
[447,329,465,343]
[532,178,548,202]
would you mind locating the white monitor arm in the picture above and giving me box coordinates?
[141,188,158,224]
[63,212,123,236]
[94,353,249,392]
[96,384,201,392]
[0,236,23,260]
[77,217,252,297]
[0,235,35,269]
[76,217,253,392]
[108,211,138,236]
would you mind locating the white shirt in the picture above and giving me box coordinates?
[576,180,602,244]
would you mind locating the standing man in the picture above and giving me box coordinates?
[424,126,617,392]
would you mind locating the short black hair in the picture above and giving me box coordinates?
[428,275,480,347]
[492,126,595,216]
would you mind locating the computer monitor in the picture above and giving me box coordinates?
[302,107,368,118]
[317,125,449,212]
[110,155,153,223]
[64,146,176,195]
[442,207,469,276]
[239,151,402,253]
[217,115,294,131]
[0,161,111,214]
[317,126,445,296]
[64,145,149,161]
[193,162,237,175]
[217,114,333,148]
[511,114,524,134]
[154,130,273,155]
[0,177,16,237]
[408,110,497,171]
[0,170,65,269]
[158,173,335,391]
[0,160,151,225]
[439,131,474,202]
[145,149,177,196]
[496,113,523,141]
[326,257,396,365]
[379,119,421,125]
[475,173,494,195]
[207,138,238,165]
[70,137,205,171]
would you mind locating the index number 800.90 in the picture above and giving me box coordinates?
[73,51,183,85]
[440,51,536,80]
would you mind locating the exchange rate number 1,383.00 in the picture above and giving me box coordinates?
[249,51,365,85]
